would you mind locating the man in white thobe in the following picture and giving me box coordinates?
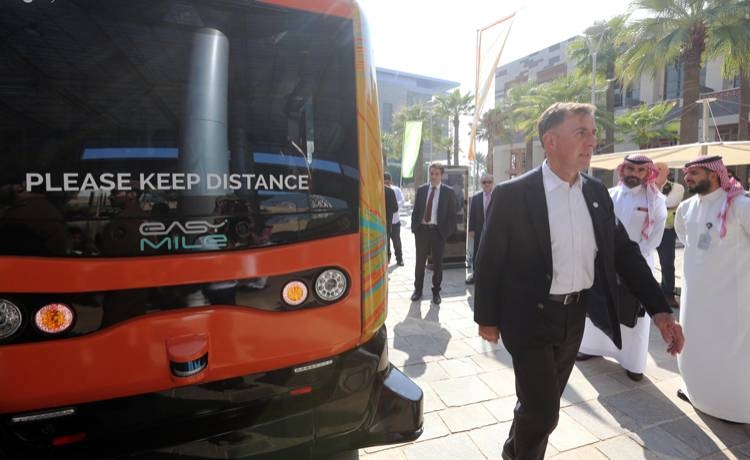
[675,155,750,424]
[578,155,667,381]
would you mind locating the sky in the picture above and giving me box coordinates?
[357,0,634,92]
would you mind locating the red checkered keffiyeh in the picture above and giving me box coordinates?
[616,154,661,240]
[683,155,745,238]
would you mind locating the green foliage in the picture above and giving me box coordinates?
[434,89,474,164]
[615,101,679,146]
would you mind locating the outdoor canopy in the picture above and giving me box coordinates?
[589,141,750,170]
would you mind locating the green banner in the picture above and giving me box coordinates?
[400,121,423,179]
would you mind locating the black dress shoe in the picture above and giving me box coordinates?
[676,389,691,403]
[397,260,404,266]
[625,370,643,382]
[410,291,421,301]
[465,275,474,284]
[432,293,441,304]
[575,353,598,361]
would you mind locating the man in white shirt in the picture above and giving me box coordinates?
[384,172,405,266]
[410,163,457,305]
[474,102,683,460]
[578,155,667,381]
[675,155,750,424]
[655,163,685,308]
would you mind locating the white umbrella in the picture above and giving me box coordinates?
[589,141,750,170]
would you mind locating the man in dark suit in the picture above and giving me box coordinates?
[474,102,685,460]
[410,162,457,305]
[466,172,494,284]
[384,183,398,263]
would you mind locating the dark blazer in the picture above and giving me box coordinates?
[474,166,670,349]
[411,183,457,240]
[468,191,487,254]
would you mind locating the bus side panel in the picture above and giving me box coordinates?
[354,2,388,342]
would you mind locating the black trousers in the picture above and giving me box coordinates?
[656,227,677,295]
[413,226,445,294]
[390,222,403,262]
[503,298,587,460]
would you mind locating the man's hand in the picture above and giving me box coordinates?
[652,312,685,355]
[478,325,500,344]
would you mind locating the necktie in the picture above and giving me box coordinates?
[423,186,436,223]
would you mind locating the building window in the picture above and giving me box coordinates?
[664,63,708,100]
[548,56,560,66]
[382,102,393,133]
[548,43,560,52]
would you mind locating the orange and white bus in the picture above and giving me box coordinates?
[0,1,422,458]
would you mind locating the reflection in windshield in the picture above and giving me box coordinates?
[0,1,359,257]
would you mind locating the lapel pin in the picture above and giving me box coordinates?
[593,202,599,208]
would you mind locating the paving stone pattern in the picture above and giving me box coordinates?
[350,211,750,459]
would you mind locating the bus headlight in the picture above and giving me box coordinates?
[0,299,23,340]
[34,303,75,335]
[314,269,347,302]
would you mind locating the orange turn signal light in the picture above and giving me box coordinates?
[282,281,308,307]
[34,303,75,334]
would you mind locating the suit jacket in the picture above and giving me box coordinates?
[468,191,488,253]
[474,166,670,349]
[411,183,457,240]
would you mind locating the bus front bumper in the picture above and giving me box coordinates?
[1,326,423,459]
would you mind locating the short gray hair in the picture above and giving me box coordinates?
[480,173,494,183]
[537,102,596,148]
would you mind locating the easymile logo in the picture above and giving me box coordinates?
[139,220,229,252]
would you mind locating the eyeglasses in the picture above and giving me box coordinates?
[481,181,492,184]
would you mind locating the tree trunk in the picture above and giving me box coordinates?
[680,49,702,144]
[739,68,749,140]
[525,138,533,172]
[603,61,616,153]
[487,137,494,177]
[414,144,423,186]
[452,113,460,166]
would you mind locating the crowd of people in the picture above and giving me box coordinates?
[383,101,748,460]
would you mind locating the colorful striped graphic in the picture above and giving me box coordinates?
[353,3,387,342]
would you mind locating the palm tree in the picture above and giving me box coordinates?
[706,2,750,139]
[617,0,741,145]
[477,107,507,176]
[507,74,595,169]
[434,89,474,166]
[569,15,629,153]
[615,101,680,147]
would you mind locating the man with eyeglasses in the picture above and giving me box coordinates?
[466,172,494,284]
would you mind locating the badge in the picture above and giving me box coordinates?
[697,222,713,251]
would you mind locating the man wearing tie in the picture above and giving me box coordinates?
[466,173,494,284]
[474,102,684,460]
[410,162,457,305]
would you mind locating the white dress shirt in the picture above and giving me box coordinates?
[609,184,666,264]
[542,161,598,294]
[391,185,404,224]
[423,183,441,224]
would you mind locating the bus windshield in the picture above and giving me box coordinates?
[0,0,359,258]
